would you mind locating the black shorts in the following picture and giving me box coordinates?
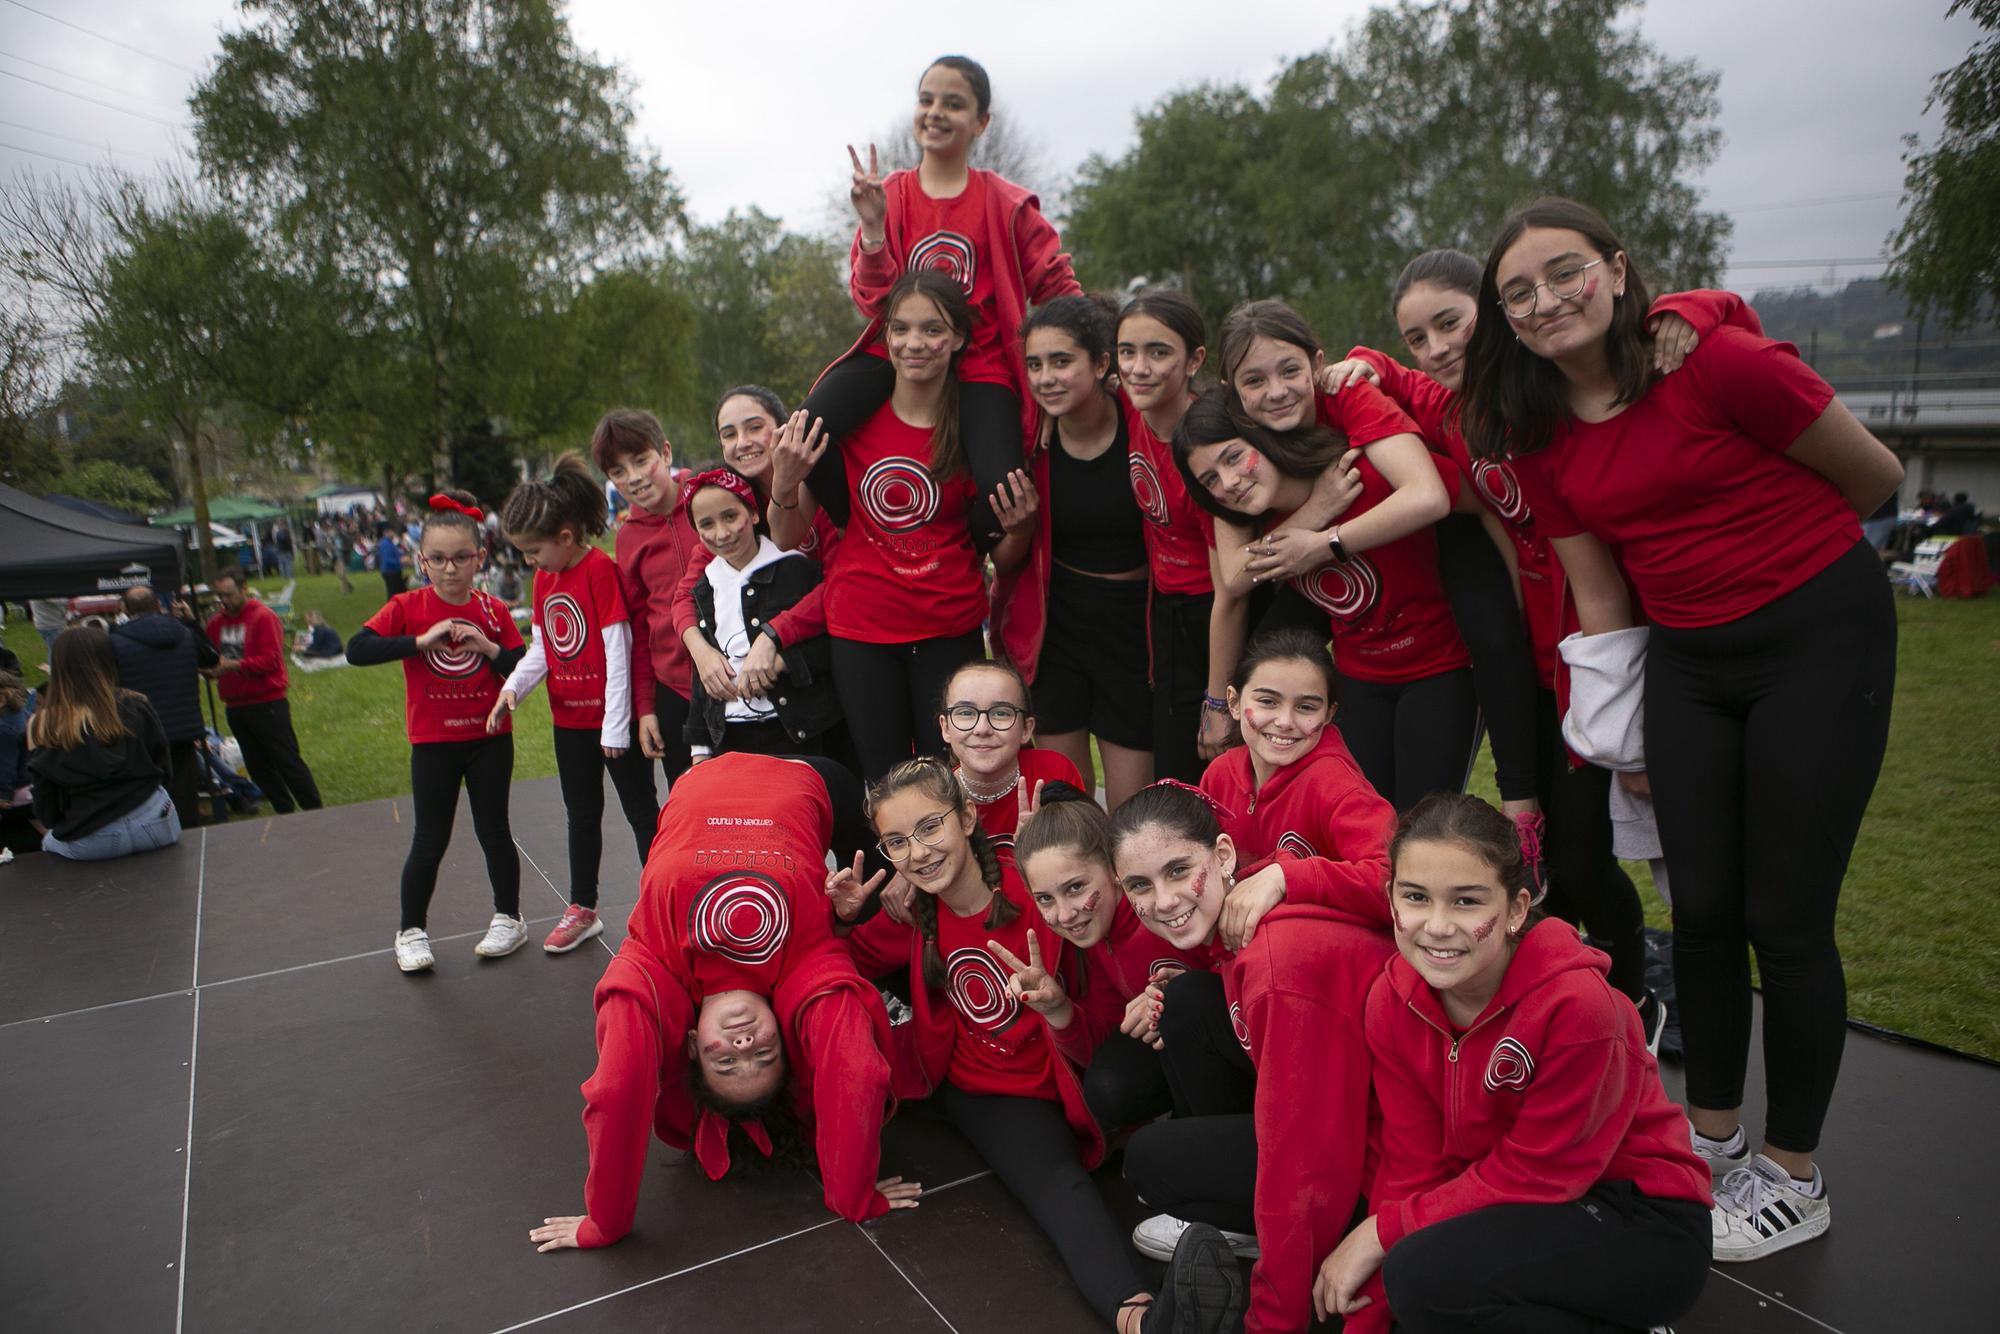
[1034,565,1153,751]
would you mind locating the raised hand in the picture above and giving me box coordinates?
[879,873,917,926]
[447,619,499,658]
[990,468,1040,539]
[988,930,1071,1021]
[415,621,458,653]
[1014,777,1047,830]
[824,849,888,923]
[1318,358,1381,395]
[770,409,829,500]
[848,143,888,239]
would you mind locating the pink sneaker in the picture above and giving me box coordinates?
[1512,809,1547,904]
[543,905,604,954]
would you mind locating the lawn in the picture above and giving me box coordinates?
[8,579,1998,1059]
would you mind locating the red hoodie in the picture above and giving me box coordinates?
[1200,728,1394,900]
[573,755,896,1247]
[1049,896,1209,1069]
[206,599,288,706]
[1366,919,1711,1256]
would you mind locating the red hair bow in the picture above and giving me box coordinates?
[1145,777,1235,821]
[681,468,760,521]
[428,493,485,523]
[692,1107,774,1180]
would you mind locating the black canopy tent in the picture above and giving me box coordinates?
[0,482,186,600]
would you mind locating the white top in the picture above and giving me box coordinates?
[705,537,791,724]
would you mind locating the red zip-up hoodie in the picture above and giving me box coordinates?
[206,599,288,706]
[1200,728,1395,895]
[573,756,896,1247]
[1049,896,1209,1069]
[1365,918,1711,1261]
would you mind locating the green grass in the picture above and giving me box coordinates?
[9,581,1999,1059]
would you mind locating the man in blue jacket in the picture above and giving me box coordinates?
[110,586,218,826]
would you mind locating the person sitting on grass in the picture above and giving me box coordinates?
[27,627,182,862]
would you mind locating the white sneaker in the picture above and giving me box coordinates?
[1691,1125,1750,1179]
[1711,1154,1830,1262]
[1131,1213,1259,1262]
[394,927,434,973]
[473,913,527,958]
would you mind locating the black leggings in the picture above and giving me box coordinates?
[1647,539,1896,1153]
[1436,513,1542,802]
[1382,1181,1711,1333]
[401,734,519,931]
[1125,971,1257,1233]
[935,1083,1146,1322]
[649,684,695,788]
[1148,589,1212,784]
[1535,688,1646,1002]
[828,629,986,782]
[1333,666,1480,811]
[552,722,660,909]
[1082,1030,1174,1135]
[801,355,1022,547]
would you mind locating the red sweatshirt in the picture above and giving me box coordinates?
[967,746,1086,858]
[1366,919,1712,1259]
[1200,728,1394,898]
[613,496,705,718]
[574,755,896,1246]
[1049,896,1208,1069]
[206,599,288,706]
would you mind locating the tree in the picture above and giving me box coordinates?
[58,459,170,512]
[1891,0,2000,329]
[1066,0,1729,347]
[192,0,683,485]
[0,300,60,493]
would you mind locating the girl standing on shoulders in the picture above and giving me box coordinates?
[1457,197,1903,1262]
[349,492,527,972]
[490,454,659,956]
[1315,793,1710,1332]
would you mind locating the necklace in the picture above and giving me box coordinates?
[956,765,1020,805]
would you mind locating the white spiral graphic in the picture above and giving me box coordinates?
[1128,453,1170,526]
[543,592,588,660]
[1472,459,1530,524]
[945,946,1020,1032]
[1483,1035,1536,1093]
[1296,552,1382,622]
[1229,1001,1252,1054]
[906,229,978,295]
[688,872,791,966]
[858,457,941,533]
[1276,830,1319,860]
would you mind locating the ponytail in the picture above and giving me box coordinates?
[501,451,608,542]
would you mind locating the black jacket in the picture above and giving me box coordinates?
[685,553,840,749]
[110,613,216,743]
[29,693,171,840]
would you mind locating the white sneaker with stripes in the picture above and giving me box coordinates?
[1710,1154,1829,1262]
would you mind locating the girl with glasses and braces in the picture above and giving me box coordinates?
[935,659,1085,860]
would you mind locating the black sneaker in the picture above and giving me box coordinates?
[1637,990,1669,1057]
[1165,1222,1246,1334]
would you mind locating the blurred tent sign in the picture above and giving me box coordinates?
[0,483,187,599]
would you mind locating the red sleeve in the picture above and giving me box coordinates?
[796,991,894,1221]
[1646,288,1763,339]
[616,540,656,719]
[1324,378,1420,448]
[1050,955,1123,1067]
[494,598,525,650]
[849,177,905,319]
[1687,326,1838,454]
[1343,349,1460,451]
[843,908,914,980]
[1273,845,1391,930]
[575,981,691,1249]
[1243,987,1374,1333]
[670,540,713,638]
[363,596,406,636]
[768,580,827,645]
[239,609,285,677]
[1014,192,1081,305]
[592,551,629,627]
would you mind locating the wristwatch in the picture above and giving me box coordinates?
[1327,525,1351,564]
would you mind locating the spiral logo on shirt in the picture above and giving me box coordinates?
[1276,831,1319,860]
[798,524,823,558]
[1297,552,1382,622]
[858,457,940,533]
[945,946,1020,1032]
[543,593,588,660]
[688,872,791,966]
[907,229,978,295]
[1128,453,1170,526]
[1483,1036,1536,1093]
[1229,1001,1252,1054]
[425,638,486,681]
[1472,459,1530,524]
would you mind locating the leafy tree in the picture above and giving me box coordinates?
[0,301,60,493]
[1891,0,2000,328]
[57,459,169,513]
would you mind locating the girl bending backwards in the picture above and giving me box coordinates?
[1112,780,1395,1334]
[766,270,1036,780]
[1011,794,1206,1136]
[1176,391,1477,810]
[679,468,839,762]
[799,53,1079,551]
[1457,197,1902,1261]
[936,657,1083,857]
[491,454,658,956]
[530,752,912,1252]
[348,492,526,971]
[835,757,1242,1334]
[1314,793,1710,1332]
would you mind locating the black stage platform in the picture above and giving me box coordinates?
[2,778,1990,1332]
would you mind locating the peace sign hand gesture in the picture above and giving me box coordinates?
[824,850,888,923]
[987,931,1073,1028]
[848,143,888,242]
[1014,777,1047,831]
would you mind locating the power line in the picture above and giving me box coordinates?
[0,136,157,180]
[0,115,171,164]
[1,0,200,77]
[0,48,190,111]
[0,68,185,130]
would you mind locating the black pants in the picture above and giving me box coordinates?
[1436,513,1541,802]
[1535,689,1645,1002]
[401,734,520,930]
[649,684,695,789]
[801,355,1022,547]
[165,739,203,827]
[382,568,407,598]
[1333,666,1479,811]
[1125,971,1258,1234]
[828,629,986,782]
[1082,1030,1174,1135]
[936,1084,1146,1322]
[1647,539,1895,1153]
[552,722,660,909]
[1382,1181,1711,1333]
[1149,589,1213,784]
[713,717,822,759]
[225,699,322,814]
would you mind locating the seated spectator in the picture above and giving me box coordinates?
[295,609,345,658]
[27,627,182,862]
[1932,492,1980,537]
[110,586,219,830]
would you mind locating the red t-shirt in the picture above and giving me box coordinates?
[825,403,984,643]
[865,172,1009,385]
[1313,379,1422,449]
[364,586,524,744]
[1123,391,1214,596]
[532,546,629,730]
[1508,328,1853,629]
[935,870,1064,1101]
[966,747,1087,858]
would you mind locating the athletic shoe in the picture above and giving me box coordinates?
[542,905,603,954]
[1132,1213,1260,1262]
[474,913,528,958]
[1711,1155,1830,1262]
[1691,1125,1750,1180]
[1512,809,1547,904]
[394,927,434,973]
[1637,990,1669,1056]
[1164,1222,1247,1334]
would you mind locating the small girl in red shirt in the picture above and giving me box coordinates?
[935,658,1084,856]
[347,491,527,972]
[491,454,659,954]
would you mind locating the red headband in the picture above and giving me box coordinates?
[1145,778,1235,821]
[428,493,485,523]
[682,468,760,524]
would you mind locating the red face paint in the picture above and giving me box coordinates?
[1470,914,1501,943]
[1575,276,1600,305]
[1189,867,1209,901]
[1392,908,1413,936]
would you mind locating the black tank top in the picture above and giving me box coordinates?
[1048,412,1147,575]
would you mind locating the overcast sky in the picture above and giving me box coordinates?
[0,0,1981,295]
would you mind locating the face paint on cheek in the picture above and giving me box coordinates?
[1392,908,1413,936]
[1189,867,1209,901]
[1576,276,1600,305]
[1079,892,1100,916]
[1470,915,1501,943]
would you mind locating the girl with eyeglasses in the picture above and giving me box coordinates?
[935,659,1083,858]
[1457,197,1903,1263]
[347,491,527,972]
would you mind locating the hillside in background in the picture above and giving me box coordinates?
[1747,279,2000,385]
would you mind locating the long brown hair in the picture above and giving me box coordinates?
[865,756,1016,989]
[30,627,135,751]
[1458,197,1657,462]
[883,270,977,482]
[1170,390,1345,524]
